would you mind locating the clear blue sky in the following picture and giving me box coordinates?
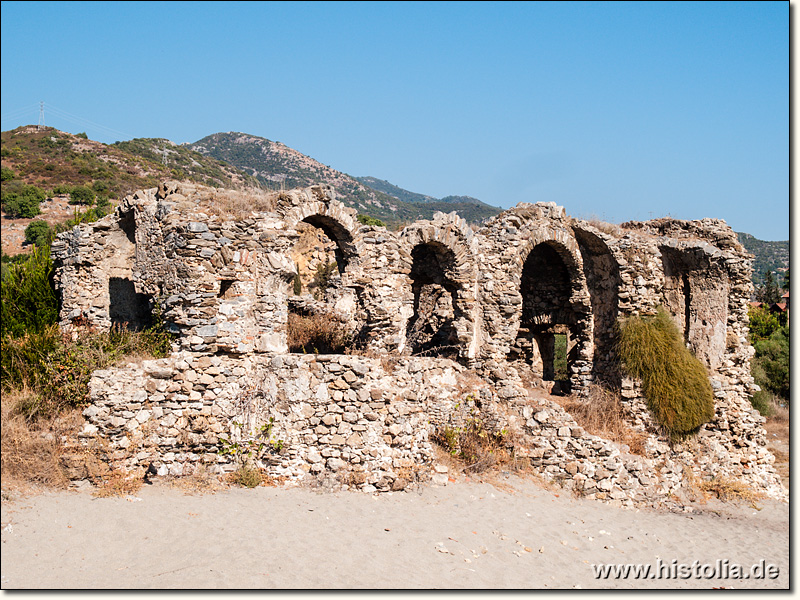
[1,1,788,240]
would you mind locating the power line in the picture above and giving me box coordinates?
[0,103,41,124]
[38,101,45,130]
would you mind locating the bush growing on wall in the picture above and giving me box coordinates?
[616,307,714,441]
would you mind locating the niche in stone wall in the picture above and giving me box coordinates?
[109,277,152,330]
[660,246,729,369]
[509,242,577,392]
[574,228,622,387]
[405,242,461,358]
[287,215,358,354]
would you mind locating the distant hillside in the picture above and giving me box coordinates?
[1,126,171,200]
[112,138,260,190]
[189,132,500,227]
[356,177,501,223]
[355,176,437,204]
[1,126,257,200]
[736,232,789,286]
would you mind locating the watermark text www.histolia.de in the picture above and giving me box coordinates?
[592,559,780,580]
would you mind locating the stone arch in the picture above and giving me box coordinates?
[280,191,361,273]
[573,226,622,388]
[478,204,593,392]
[279,187,366,354]
[511,238,589,391]
[399,212,480,359]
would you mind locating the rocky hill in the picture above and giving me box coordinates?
[189,132,501,227]
[355,176,501,224]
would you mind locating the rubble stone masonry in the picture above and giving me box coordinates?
[51,182,785,503]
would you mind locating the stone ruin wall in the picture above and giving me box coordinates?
[50,181,786,504]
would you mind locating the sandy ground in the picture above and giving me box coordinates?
[0,474,789,590]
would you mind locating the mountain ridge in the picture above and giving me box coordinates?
[188,132,502,227]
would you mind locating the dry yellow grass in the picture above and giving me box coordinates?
[92,469,144,498]
[555,384,647,455]
[0,388,83,491]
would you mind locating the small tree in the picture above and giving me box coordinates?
[756,270,781,304]
[24,219,52,247]
[1,184,45,218]
[69,185,95,205]
[0,167,15,181]
[748,305,780,342]
[357,214,386,227]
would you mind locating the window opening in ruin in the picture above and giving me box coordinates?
[109,277,152,331]
[406,242,460,358]
[510,242,576,392]
[287,217,355,355]
[119,210,136,245]
[219,279,235,299]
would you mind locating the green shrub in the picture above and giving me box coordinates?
[749,390,776,418]
[748,306,780,342]
[752,326,789,402]
[0,245,58,338]
[1,323,172,420]
[1,167,15,181]
[24,219,52,247]
[1,183,45,218]
[616,308,714,441]
[51,183,73,195]
[357,214,386,227]
[69,185,95,205]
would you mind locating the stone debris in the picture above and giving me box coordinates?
[50,181,786,503]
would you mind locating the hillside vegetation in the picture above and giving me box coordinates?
[737,232,789,286]
[190,132,501,227]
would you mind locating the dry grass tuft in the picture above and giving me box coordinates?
[432,417,518,475]
[228,465,263,488]
[287,311,353,354]
[698,477,763,506]
[202,188,279,220]
[0,389,82,491]
[168,466,226,495]
[555,384,647,455]
[92,469,144,498]
[587,218,622,236]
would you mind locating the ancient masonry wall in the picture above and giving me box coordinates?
[52,181,786,502]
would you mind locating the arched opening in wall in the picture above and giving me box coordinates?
[287,216,358,354]
[509,242,577,393]
[574,228,622,388]
[405,242,461,358]
[109,277,153,331]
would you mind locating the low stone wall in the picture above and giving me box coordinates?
[74,352,786,504]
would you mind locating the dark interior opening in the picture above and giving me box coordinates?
[119,210,136,245]
[406,242,460,357]
[109,277,152,330]
[510,242,576,392]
